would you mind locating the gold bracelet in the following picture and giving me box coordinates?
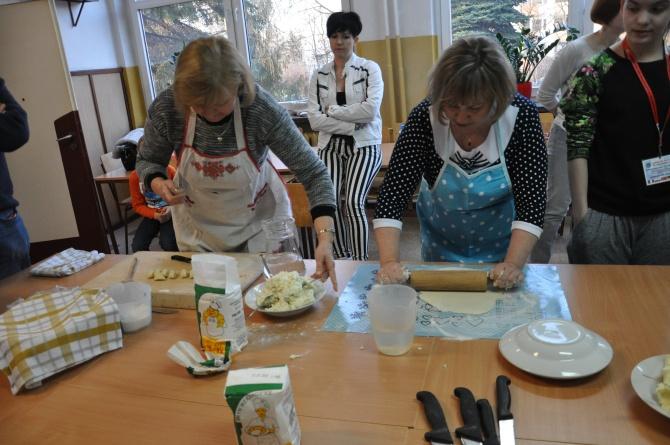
[317,228,336,234]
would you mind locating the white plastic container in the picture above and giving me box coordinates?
[105,281,152,333]
[367,284,417,356]
[192,254,248,355]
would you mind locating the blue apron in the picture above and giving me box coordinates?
[416,122,515,263]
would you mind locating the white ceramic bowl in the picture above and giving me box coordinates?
[499,319,613,379]
[631,355,670,419]
[244,280,326,317]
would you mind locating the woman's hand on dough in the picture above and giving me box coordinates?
[489,262,523,289]
[376,261,408,284]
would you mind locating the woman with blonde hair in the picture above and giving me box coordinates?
[137,36,339,288]
[531,0,623,263]
[373,36,547,289]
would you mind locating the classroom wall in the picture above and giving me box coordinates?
[1,0,79,243]
[54,0,146,127]
[352,0,439,140]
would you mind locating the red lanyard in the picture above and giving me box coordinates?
[622,38,670,157]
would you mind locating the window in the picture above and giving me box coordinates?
[450,0,580,83]
[132,0,342,103]
[243,0,341,102]
[138,0,228,97]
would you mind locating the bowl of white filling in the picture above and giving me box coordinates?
[244,271,326,317]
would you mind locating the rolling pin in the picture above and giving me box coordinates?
[408,269,488,291]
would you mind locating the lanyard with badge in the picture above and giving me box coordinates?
[622,38,670,186]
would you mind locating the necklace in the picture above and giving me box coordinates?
[214,120,232,142]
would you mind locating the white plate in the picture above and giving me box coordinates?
[631,355,670,418]
[244,280,326,317]
[499,319,613,379]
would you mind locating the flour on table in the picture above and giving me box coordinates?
[420,290,498,314]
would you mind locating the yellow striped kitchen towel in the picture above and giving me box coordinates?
[0,287,123,394]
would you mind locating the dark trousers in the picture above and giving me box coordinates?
[0,210,30,279]
[132,217,178,252]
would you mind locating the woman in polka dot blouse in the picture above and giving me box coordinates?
[373,36,547,289]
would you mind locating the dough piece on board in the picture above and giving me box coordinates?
[420,291,498,315]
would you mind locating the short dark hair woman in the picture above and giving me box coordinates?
[307,11,384,260]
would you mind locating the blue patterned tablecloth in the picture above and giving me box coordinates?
[321,264,571,339]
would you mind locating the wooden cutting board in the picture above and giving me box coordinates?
[83,251,263,309]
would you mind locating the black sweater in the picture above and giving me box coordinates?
[0,78,29,212]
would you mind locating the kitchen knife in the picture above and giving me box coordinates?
[496,375,516,445]
[454,387,483,445]
[171,254,192,264]
[409,270,488,291]
[416,391,454,444]
[476,399,500,445]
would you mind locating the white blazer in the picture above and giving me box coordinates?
[307,53,383,149]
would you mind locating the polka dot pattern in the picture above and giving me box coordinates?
[374,94,547,230]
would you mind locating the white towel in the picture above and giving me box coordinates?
[30,248,105,277]
[114,128,144,147]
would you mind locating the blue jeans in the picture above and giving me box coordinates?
[132,217,178,252]
[0,210,30,280]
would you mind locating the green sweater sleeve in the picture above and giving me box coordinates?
[561,51,616,161]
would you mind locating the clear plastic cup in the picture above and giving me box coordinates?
[261,216,305,276]
[367,284,417,356]
[106,281,152,333]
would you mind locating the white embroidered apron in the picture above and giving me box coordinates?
[171,101,291,252]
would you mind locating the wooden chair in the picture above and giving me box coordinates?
[285,182,315,259]
[100,152,134,253]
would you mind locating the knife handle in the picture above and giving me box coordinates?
[171,254,192,264]
[454,387,482,442]
[496,375,513,421]
[477,399,500,445]
[416,391,453,444]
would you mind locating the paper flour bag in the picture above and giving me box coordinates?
[225,365,300,445]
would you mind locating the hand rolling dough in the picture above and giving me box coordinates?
[420,290,498,315]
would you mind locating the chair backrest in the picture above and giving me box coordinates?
[286,183,313,228]
[100,152,124,173]
[539,112,554,139]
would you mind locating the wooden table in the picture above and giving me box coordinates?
[1,259,669,444]
[93,167,131,254]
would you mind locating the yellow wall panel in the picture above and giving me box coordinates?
[122,66,147,128]
[357,35,438,141]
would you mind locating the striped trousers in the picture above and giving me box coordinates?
[319,136,381,260]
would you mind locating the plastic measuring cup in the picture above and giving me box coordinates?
[367,284,417,356]
[106,281,152,333]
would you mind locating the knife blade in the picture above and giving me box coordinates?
[417,391,454,445]
[454,387,483,445]
[496,375,516,445]
[476,399,499,445]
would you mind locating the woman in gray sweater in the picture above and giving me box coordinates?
[137,37,338,289]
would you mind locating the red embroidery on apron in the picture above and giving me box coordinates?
[190,160,240,179]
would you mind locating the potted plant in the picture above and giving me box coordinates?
[496,25,579,98]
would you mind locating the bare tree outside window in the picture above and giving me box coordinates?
[140,0,228,96]
[244,0,341,103]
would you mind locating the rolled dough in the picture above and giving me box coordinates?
[420,290,498,315]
